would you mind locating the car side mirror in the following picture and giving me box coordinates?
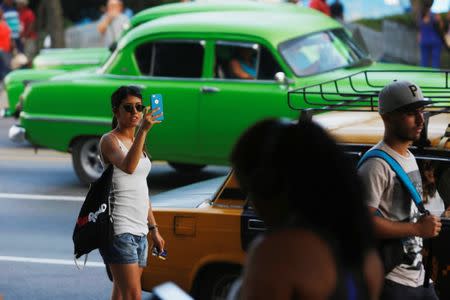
[274,72,291,86]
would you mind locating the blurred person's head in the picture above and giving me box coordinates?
[421,0,434,16]
[418,160,437,202]
[16,0,29,9]
[3,0,14,8]
[231,118,374,267]
[107,0,124,16]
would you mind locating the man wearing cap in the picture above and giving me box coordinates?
[358,80,441,299]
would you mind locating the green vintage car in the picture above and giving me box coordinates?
[1,1,301,118]
[10,8,434,184]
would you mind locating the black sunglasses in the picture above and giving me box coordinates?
[122,103,145,113]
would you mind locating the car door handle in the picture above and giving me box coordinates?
[200,86,220,94]
[247,219,265,231]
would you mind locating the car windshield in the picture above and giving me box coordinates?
[279,29,369,77]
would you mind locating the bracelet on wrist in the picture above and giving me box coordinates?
[148,224,158,231]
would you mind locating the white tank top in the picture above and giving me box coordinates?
[101,134,152,236]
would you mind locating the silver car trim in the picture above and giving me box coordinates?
[34,59,103,67]
[22,114,110,126]
[8,124,26,143]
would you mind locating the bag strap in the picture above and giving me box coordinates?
[357,149,427,214]
[74,253,88,270]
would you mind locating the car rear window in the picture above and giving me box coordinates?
[135,40,204,78]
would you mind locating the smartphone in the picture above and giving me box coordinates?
[150,94,164,121]
[152,246,168,260]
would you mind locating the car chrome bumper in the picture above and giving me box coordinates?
[8,124,26,143]
[0,107,12,118]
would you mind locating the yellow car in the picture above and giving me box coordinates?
[143,172,250,300]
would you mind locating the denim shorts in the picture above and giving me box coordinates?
[100,233,148,268]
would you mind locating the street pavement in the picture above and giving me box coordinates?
[0,90,229,299]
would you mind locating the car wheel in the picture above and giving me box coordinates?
[72,137,103,185]
[193,266,241,300]
[168,162,206,173]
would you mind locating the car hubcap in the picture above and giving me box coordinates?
[80,139,103,180]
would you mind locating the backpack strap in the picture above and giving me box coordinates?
[357,149,427,214]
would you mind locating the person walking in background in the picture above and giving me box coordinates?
[0,7,11,81]
[358,80,441,299]
[1,0,21,53]
[330,0,344,22]
[418,160,449,217]
[16,0,36,62]
[309,0,330,16]
[97,0,130,48]
[230,118,383,299]
[99,86,165,300]
[418,0,443,68]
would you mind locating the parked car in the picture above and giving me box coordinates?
[10,7,436,184]
[1,1,301,118]
[141,99,450,299]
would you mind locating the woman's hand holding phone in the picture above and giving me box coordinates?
[140,106,163,132]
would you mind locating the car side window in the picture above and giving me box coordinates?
[135,40,204,78]
[214,42,282,81]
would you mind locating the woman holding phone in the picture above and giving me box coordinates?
[99,85,164,300]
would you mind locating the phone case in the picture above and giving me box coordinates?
[151,94,164,121]
[152,247,168,260]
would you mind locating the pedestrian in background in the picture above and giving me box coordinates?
[358,80,441,299]
[1,0,21,53]
[97,0,130,48]
[418,0,443,68]
[16,0,36,62]
[309,0,330,16]
[99,86,165,300]
[330,0,344,22]
[0,7,11,81]
[230,118,383,300]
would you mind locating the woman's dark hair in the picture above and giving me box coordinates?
[111,85,143,129]
[421,0,434,18]
[231,118,374,268]
[418,160,437,202]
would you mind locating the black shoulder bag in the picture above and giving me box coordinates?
[72,165,114,268]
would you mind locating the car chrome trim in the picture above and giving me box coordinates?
[211,202,244,209]
[22,114,110,126]
[8,124,26,143]
[34,59,103,67]
[0,107,10,118]
[200,86,220,93]
[247,219,265,231]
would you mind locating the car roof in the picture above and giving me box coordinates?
[130,1,303,29]
[119,10,341,49]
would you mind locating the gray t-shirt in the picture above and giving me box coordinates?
[359,141,424,287]
[99,13,129,47]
